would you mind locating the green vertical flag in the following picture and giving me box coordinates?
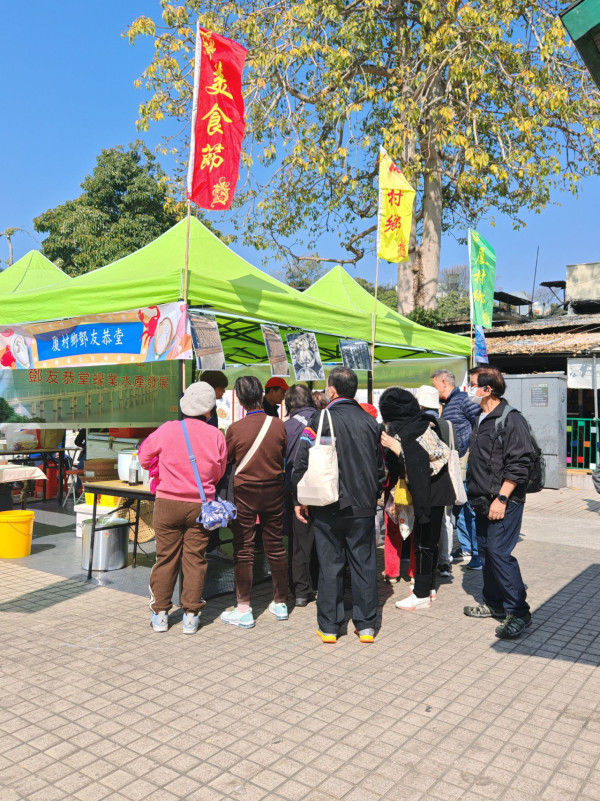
[469,230,496,329]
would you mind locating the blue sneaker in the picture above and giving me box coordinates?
[150,611,168,632]
[221,607,255,628]
[467,557,483,570]
[182,612,200,635]
[268,601,288,620]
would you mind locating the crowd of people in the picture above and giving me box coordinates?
[138,363,534,642]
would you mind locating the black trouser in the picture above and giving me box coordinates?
[475,500,529,617]
[312,508,378,633]
[413,506,444,599]
[285,496,318,598]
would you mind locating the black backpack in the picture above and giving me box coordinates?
[493,405,545,493]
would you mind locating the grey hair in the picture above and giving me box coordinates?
[431,369,456,386]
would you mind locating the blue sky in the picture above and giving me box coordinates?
[1,1,599,296]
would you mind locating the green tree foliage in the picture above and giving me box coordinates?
[354,277,398,310]
[406,307,441,328]
[33,143,181,276]
[127,1,600,310]
[436,264,470,319]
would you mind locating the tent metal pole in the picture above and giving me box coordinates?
[370,255,380,373]
[183,200,192,305]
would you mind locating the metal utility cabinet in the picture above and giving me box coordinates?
[503,373,567,490]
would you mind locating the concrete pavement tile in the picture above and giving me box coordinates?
[163,775,204,797]
[0,790,21,801]
[143,766,180,787]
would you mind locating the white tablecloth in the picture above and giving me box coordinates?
[0,463,47,484]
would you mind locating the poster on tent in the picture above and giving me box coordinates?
[0,362,183,428]
[0,303,192,370]
[261,325,290,377]
[339,339,371,371]
[286,332,325,381]
[189,313,226,370]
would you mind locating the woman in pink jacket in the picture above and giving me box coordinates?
[139,382,227,635]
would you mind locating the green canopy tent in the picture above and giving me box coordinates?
[0,250,71,295]
[0,219,468,379]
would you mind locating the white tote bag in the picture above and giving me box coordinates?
[447,424,467,506]
[296,409,339,506]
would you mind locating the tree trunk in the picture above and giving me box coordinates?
[7,235,13,267]
[397,134,419,315]
[419,143,443,309]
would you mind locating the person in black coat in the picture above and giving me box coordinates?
[284,384,318,605]
[380,387,455,611]
[292,367,385,644]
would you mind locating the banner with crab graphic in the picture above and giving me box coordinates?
[0,302,192,370]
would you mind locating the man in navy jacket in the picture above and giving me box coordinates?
[432,369,482,569]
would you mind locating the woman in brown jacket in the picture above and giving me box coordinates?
[221,376,289,628]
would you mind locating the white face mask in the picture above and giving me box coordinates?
[467,386,484,405]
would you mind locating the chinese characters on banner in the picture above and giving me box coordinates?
[377,148,416,263]
[0,362,182,427]
[469,230,496,329]
[187,25,248,211]
[0,303,192,370]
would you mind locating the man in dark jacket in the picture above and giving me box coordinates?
[432,369,482,568]
[463,367,533,639]
[284,384,318,606]
[292,367,385,644]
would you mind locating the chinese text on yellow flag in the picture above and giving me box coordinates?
[377,149,416,263]
[468,230,496,329]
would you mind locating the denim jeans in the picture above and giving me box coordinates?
[474,500,529,616]
[454,482,478,556]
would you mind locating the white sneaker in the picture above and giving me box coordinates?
[395,593,431,611]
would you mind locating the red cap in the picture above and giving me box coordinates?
[265,377,290,391]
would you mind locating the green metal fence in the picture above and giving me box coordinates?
[567,417,599,470]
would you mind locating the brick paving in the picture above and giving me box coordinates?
[2,488,600,800]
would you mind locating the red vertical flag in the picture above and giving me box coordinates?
[187,25,247,211]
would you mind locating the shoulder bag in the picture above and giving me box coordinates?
[296,409,339,506]
[447,424,467,506]
[235,415,273,475]
[181,421,237,531]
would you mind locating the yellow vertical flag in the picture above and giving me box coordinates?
[377,148,416,263]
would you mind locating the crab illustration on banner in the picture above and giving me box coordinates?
[377,148,416,263]
[186,25,248,211]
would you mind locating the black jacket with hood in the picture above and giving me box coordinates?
[466,399,533,504]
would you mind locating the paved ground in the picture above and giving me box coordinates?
[2,487,600,801]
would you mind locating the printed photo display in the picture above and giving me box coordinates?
[261,325,290,377]
[285,332,325,381]
[189,313,226,370]
[339,339,372,371]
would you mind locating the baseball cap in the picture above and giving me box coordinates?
[265,377,290,391]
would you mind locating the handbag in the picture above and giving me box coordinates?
[447,425,467,506]
[181,421,237,531]
[297,409,339,506]
[416,423,450,476]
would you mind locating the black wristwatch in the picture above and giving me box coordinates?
[497,494,508,504]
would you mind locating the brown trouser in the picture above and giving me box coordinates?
[232,480,288,604]
[149,498,209,615]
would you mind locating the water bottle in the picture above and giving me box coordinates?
[128,452,140,485]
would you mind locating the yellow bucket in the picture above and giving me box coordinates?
[0,511,35,558]
[84,493,95,505]
[99,495,120,508]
